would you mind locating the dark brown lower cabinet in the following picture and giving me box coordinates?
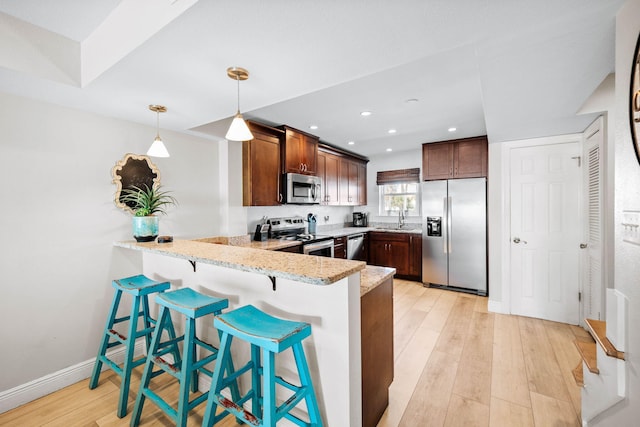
[369,232,422,281]
[361,276,394,427]
[334,236,347,259]
[408,234,422,280]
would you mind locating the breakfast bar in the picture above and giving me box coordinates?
[114,239,394,426]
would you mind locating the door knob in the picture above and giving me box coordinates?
[513,237,528,244]
[580,243,588,249]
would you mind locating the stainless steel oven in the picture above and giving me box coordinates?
[269,215,334,257]
[302,239,334,257]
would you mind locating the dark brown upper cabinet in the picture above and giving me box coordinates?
[280,126,319,175]
[242,122,283,206]
[422,136,488,180]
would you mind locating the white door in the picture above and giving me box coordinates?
[581,117,604,322]
[509,142,582,324]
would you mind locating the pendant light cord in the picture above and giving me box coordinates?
[156,110,160,138]
[236,75,241,114]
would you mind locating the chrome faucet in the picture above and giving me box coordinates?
[398,209,405,229]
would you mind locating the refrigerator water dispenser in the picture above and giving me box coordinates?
[426,217,442,236]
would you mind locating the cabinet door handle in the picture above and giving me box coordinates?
[278,193,283,203]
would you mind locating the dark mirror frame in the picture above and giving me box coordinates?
[629,31,640,165]
[112,153,161,214]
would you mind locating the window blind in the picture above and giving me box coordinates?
[376,168,420,185]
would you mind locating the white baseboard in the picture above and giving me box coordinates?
[0,341,144,414]
[488,299,508,314]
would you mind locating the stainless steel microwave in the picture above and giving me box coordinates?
[285,173,321,204]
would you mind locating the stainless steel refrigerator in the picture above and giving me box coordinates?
[422,177,487,295]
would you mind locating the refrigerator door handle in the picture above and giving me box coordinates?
[443,197,448,253]
[447,196,453,253]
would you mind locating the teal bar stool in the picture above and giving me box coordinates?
[202,305,323,427]
[89,274,175,418]
[130,287,239,427]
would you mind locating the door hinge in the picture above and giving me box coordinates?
[578,291,582,302]
[571,156,581,167]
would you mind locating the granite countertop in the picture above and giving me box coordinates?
[360,265,396,296]
[195,236,302,251]
[115,239,365,286]
[188,232,399,295]
[325,226,421,237]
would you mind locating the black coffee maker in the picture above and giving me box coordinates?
[353,212,368,227]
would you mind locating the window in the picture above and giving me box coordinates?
[376,168,421,217]
[379,182,420,216]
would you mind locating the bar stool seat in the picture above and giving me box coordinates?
[130,287,239,427]
[89,274,174,418]
[203,305,323,427]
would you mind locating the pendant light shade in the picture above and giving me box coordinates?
[226,112,254,142]
[147,105,170,158]
[225,67,254,141]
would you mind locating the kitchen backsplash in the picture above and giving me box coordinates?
[246,205,355,233]
[246,205,422,234]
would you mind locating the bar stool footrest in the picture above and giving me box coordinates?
[151,356,181,379]
[99,357,123,376]
[192,352,218,373]
[276,375,302,392]
[220,361,253,387]
[217,396,260,426]
[107,329,127,344]
[143,388,178,421]
[276,389,309,423]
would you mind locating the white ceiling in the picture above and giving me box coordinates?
[0,0,624,157]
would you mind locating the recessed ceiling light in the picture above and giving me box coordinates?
[388,129,397,134]
[360,111,372,117]
[309,125,318,130]
[347,141,355,145]
[405,98,419,103]
[386,148,393,152]
[448,127,457,132]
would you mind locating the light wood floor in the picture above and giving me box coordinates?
[0,280,588,426]
[379,279,589,427]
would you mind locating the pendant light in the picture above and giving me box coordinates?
[225,67,254,141]
[147,105,170,158]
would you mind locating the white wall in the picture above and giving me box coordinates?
[365,148,423,225]
[592,0,640,423]
[487,141,504,305]
[0,92,220,392]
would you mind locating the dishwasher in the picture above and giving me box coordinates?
[346,233,365,260]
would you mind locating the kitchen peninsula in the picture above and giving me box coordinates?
[114,239,395,426]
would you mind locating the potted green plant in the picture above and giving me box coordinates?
[120,184,177,242]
